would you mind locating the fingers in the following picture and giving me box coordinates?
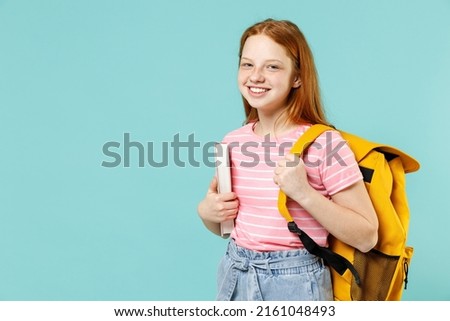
[208,177,237,201]
[274,154,304,187]
[276,154,302,170]
[273,175,280,186]
[208,176,218,193]
[221,199,239,210]
[215,192,237,203]
[215,198,239,221]
[220,206,239,219]
[278,154,298,166]
[223,211,238,221]
[200,176,239,224]
[214,197,239,212]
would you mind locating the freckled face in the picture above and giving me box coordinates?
[238,35,300,115]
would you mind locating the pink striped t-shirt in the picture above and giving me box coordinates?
[222,123,363,251]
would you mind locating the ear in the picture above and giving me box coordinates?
[292,77,302,88]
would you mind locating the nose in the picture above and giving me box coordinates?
[249,67,265,83]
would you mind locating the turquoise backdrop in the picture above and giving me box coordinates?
[1,0,449,300]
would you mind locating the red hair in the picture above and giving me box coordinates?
[239,19,330,126]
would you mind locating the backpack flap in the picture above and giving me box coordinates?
[340,131,420,174]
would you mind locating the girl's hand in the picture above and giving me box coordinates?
[198,177,239,224]
[273,154,314,205]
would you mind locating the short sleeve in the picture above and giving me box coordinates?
[306,130,363,196]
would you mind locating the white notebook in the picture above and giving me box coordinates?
[214,142,234,237]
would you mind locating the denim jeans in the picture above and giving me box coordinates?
[216,239,333,301]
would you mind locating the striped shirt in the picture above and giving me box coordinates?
[222,123,362,251]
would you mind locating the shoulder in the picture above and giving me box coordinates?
[290,124,346,143]
[302,126,358,167]
[300,126,349,152]
[306,127,363,195]
[314,126,346,143]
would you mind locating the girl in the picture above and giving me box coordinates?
[197,19,378,301]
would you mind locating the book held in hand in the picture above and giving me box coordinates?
[214,142,234,237]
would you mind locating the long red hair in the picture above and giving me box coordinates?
[239,19,330,127]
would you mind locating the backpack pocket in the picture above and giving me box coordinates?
[350,249,400,300]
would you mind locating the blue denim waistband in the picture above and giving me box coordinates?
[228,239,323,272]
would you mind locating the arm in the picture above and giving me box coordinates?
[197,177,239,238]
[274,154,378,252]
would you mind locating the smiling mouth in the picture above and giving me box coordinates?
[249,87,269,94]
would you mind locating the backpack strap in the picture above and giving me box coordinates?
[277,124,362,285]
[278,124,332,223]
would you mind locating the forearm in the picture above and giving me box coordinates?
[201,218,222,236]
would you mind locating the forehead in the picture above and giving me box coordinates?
[241,35,290,61]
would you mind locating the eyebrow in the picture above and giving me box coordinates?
[241,57,284,64]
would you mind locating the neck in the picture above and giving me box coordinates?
[254,110,295,137]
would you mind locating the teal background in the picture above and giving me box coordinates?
[1,0,449,300]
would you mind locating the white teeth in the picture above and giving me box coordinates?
[250,87,268,93]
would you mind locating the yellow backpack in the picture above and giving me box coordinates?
[278,124,420,301]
